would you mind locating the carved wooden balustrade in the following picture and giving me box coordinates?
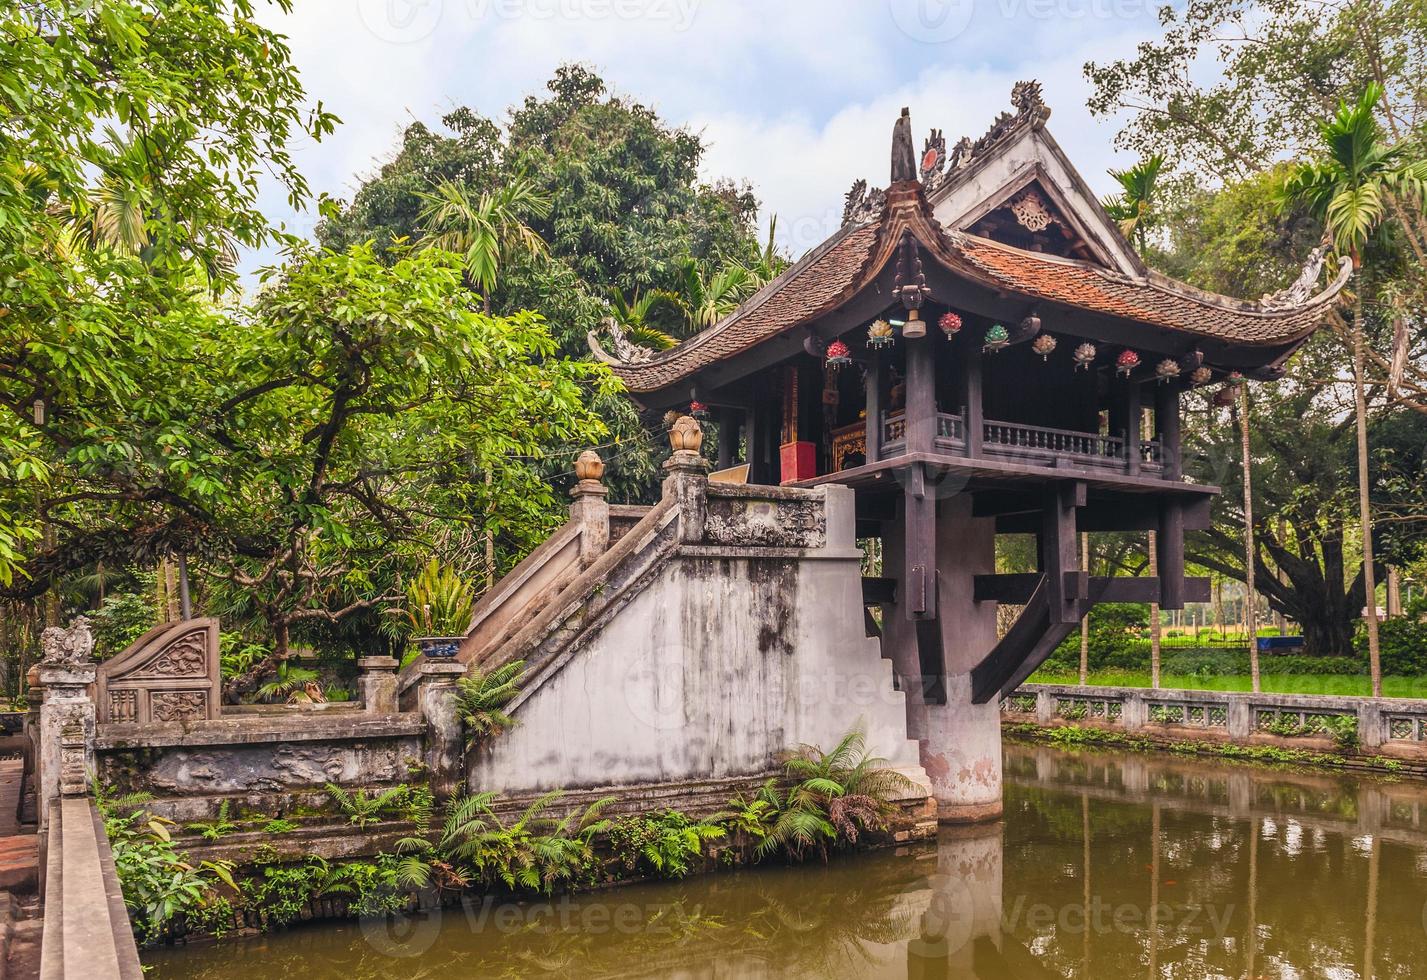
[876,412,1164,477]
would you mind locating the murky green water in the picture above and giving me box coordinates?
[145,743,1427,978]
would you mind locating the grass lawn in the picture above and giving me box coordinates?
[1029,670,1427,699]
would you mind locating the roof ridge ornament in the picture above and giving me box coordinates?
[1258,242,1334,310]
[587,315,657,365]
[891,106,917,183]
[842,178,887,226]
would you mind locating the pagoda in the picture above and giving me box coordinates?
[591,82,1346,821]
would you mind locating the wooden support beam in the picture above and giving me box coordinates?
[994,495,1212,535]
[865,349,883,464]
[905,334,936,454]
[915,619,947,704]
[903,465,937,621]
[1156,382,1182,480]
[962,339,984,456]
[1125,381,1142,478]
[861,576,897,604]
[1158,498,1187,609]
[972,490,1041,518]
[970,576,1077,703]
[716,408,735,470]
[974,573,1208,605]
[1041,481,1083,625]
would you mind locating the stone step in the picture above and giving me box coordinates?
[0,839,37,895]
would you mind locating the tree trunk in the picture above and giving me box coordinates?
[1149,530,1161,690]
[1079,533,1090,686]
[1353,295,1382,696]
[1239,386,1260,692]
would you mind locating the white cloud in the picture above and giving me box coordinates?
[245,0,1163,274]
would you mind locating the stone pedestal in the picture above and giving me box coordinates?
[569,450,611,565]
[357,656,399,714]
[884,493,1004,823]
[411,660,467,800]
[662,448,709,544]
[37,660,97,829]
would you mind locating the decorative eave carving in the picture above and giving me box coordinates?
[587,316,657,366]
[842,178,887,226]
[40,616,93,668]
[1258,242,1341,311]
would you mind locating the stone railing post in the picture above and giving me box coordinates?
[1121,690,1145,732]
[1035,689,1054,725]
[1357,700,1384,752]
[1226,697,1253,739]
[663,416,708,545]
[36,618,99,828]
[569,449,610,565]
[411,660,466,800]
[357,656,399,714]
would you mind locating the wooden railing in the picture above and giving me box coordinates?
[875,412,1170,478]
[983,420,1125,466]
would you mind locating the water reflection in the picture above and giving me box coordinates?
[146,743,1427,979]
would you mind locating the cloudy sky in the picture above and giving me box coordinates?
[249,0,1170,275]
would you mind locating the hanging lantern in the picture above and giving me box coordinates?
[1190,366,1213,386]
[983,324,1010,353]
[867,318,895,350]
[1226,371,1246,386]
[1155,358,1181,383]
[689,400,710,420]
[1073,342,1097,370]
[1116,349,1141,377]
[938,311,963,337]
[1212,386,1237,408]
[1031,334,1057,361]
[825,339,852,367]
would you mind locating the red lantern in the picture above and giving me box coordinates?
[1116,349,1140,376]
[939,312,963,337]
[689,400,710,419]
[825,339,852,367]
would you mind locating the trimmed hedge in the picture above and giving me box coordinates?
[1355,619,1427,675]
[1042,645,1366,677]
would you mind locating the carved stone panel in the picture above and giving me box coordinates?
[96,618,220,725]
[702,494,828,549]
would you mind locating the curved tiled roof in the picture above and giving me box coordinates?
[600,185,1348,395]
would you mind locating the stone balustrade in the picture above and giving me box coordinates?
[1004,683,1427,759]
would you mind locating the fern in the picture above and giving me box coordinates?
[324,783,411,827]
[186,800,238,841]
[455,659,525,744]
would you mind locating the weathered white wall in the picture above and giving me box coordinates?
[468,485,924,795]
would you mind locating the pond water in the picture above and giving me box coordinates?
[145,742,1427,978]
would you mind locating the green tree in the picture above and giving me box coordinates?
[1282,83,1427,694]
[1,0,337,588]
[417,175,551,313]
[1102,154,1165,250]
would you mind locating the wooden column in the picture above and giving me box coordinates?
[865,350,883,463]
[746,399,766,484]
[961,337,983,456]
[716,408,735,471]
[905,333,936,455]
[1156,383,1182,480]
[1124,381,1142,477]
[1158,500,1186,610]
[1042,481,1085,624]
[904,464,937,621]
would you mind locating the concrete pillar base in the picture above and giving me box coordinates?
[935,799,1004,824]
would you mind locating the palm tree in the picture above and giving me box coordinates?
[671,256,752,333]
[417,174,552,313]
[738,215,789,291]
[1102,154,1165,251]
[1282,83,1427,696]
[605,287,680,350]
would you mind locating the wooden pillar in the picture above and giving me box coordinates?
[1156,382,1182,480]
[865,350,883,463]
[716,408,735,471]
[905,333,936,455]
[746,399,767,484]
[1158,499,1186,610]
[1042,481,1084,624]
[904,464,937,621]
[1124,381,1142,476]
[961,338,983,456]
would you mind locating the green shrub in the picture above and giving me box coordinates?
[1356,619,1427,675]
